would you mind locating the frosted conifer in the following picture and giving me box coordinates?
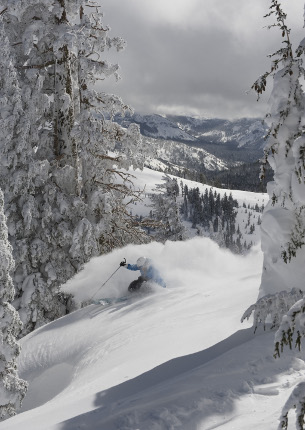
[252,1,305,300]
[151,175,186,242]
[0,1,149,334]
[245,0,305,316]
[0,188,27,420]
[244,2,305,427]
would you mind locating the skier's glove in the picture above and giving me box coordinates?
[120,260,126,267]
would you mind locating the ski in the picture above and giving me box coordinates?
[92,295,129,306]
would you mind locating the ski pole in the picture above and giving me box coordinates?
[89,259,126,302]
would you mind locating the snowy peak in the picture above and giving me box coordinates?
[117,113,196,142]
[116,113,268,178]
[117,113,267,150]
[167,115,267,149]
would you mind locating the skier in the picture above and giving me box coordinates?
[120,257,166,291]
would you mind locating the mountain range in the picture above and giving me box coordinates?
[117,112,271,191]
[118,113,267,161]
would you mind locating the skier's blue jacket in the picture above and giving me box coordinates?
[127,260,166,288]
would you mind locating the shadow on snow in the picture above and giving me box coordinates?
[59,327,264,430]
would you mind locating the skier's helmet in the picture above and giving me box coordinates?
[137,257,147,267]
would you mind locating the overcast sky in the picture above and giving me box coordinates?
[98,0,304,120]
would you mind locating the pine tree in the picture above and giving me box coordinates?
[0,187,27,420]
[244,2,305,427]
[202,188,210,227]
[249,0,305,300]
[209,216,226,248]
[252,1,305,298]
[0,1,148,334]
[151,175,186,242]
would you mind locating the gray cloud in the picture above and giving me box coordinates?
[97,0,304,119]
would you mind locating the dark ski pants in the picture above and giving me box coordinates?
[128,276,145,292]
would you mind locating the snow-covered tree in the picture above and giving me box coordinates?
[151,175,186,242]
[0,188,27,420]
[243,2,305,427]
[209,217,226,249]
[252,1,305,300]
[274,296,305,429]
[242,287,304,333]
[244,0,305,316]
[0,1,148,334]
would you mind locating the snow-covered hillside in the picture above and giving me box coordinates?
[118,113,196,142]
[117,113,266,151]
[145,137,229,173]
[128,167,267,249]
[167,115,267,150]
[1,169,303,430]
[1,236,304,430]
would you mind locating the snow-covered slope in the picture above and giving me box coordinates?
[118,113,196,142]
[2,169,303,430]
[118,113,267,172]
[145,137,229,173]
[127,167,267,248]
[167,115,267,149]
[1,237,304,430]
[117,113,266,151]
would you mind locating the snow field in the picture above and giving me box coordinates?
[1,169,303,430]
[128,167,267,248]
[1,235,305,429]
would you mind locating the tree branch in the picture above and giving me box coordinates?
[18,60,56,70]
[88,150,121,162]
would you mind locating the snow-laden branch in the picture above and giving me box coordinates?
[241,288,304,332]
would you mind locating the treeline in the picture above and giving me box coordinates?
[147,176,264,253]
[157,160,273,193]
[180,186,240,250]
[209,161,273,192]
[179,184,262,253]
